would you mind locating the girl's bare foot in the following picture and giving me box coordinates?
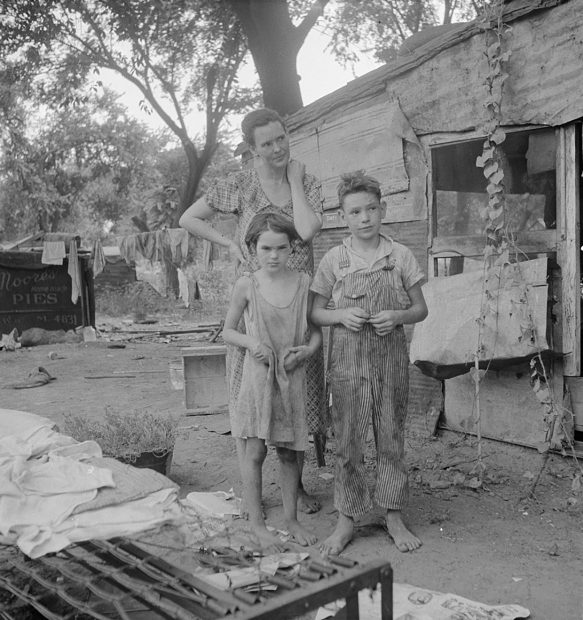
[319,513,354,556]
[385,510,422,552]
[298,487,321,514]
[249,523,287,553]
[286,519,318,546]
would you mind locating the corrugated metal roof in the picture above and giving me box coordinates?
[288,0,568,132]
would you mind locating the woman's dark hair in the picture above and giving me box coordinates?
[337,170,382,208]
[244,211,301,251]
[241,108,287,147]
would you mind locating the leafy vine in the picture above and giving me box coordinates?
[470,0,513,483]
[475,1,512,257]
[472,1,581,496]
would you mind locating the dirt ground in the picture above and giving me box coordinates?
[1,313,582,619]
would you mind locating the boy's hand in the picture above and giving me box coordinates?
[368,310,402,336]
[338,307,370,331]
[283,345,312,371]
[249,340,272,364]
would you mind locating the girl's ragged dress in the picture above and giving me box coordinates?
[231,272,310,452]
[206,169,327,437]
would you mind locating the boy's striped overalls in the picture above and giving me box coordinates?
[328,245,409,517]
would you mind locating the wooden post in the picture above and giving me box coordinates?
[556,125,581,376]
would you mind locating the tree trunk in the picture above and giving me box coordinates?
[229,0,328,116]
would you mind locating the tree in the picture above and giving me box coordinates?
[226,0,329,115]
[225,0,478,115]
[327,0,479,64]
[0,82,168,239]
[0,0,259,219]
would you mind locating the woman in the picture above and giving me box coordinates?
[179,107,326,513]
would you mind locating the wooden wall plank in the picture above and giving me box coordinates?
[443,364,549,447]
[556,125,581,375]
[565,376,583,431]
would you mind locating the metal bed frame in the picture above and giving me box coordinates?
[0,538,392,619]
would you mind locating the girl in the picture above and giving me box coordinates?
[179,108,326,516]
[222,211,320,550]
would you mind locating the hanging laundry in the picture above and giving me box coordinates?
[41,241,66,265]
[92,239,106,277]
[67,242,82,304]
[118,235,137,266]
[154,230,166,262]
[167,228,190,265]
[134,232,158,262]
[202,239,212,270]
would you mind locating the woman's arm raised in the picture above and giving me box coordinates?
[287,160,322,242]
[179,196,245,263]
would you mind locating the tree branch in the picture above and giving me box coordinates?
[295,0,330,47]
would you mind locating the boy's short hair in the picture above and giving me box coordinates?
[244,211,301,250]
[337,170,382,208]
[241,108,287,147]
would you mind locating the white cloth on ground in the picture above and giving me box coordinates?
[18,487,181,559]
[0,408,183,558]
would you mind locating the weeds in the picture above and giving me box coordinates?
[63,408,184,461]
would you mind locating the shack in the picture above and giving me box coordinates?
[287,0,582,450]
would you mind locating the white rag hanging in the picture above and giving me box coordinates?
[67,242,81,303]
[41,241,66,265]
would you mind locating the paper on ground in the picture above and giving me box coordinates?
[182,490,241,518]
[315,582,530,620]
[198,552,308,591]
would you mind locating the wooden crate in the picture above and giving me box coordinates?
[182,345,228,413]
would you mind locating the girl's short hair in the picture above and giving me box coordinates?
[241,108,287,147]
[337,170,382,207]
[244,211,301,250]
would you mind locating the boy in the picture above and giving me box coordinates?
[311,171,428,555]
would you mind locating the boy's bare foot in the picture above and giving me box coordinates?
[285,519,318,546]
[249,523,287,553]
[385,510,422,552]
[319,513,354,556]
[298,487,321,514]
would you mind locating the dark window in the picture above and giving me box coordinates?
[432,129,556,238]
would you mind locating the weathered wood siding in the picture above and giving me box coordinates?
[290,101,428,224]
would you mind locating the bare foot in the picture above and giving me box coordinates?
[285,519,318,546]
[298,487,321,514]
[249,522,287,553]
[319,513,354,556]
[385,510,422,552]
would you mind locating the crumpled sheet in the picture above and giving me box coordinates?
[0,408,182,558]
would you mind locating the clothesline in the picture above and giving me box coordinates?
[116,229,212,269]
